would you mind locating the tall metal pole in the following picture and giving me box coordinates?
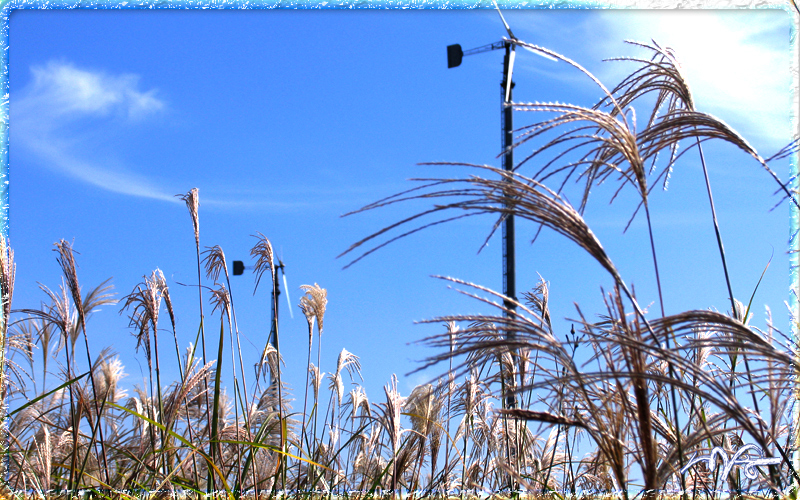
[446,38,519,404]
[501,45,520,494]
[502,41,517,413]
[501,41,516,321]
[270,266,281,387]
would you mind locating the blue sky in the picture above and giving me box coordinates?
[6,7,797,415]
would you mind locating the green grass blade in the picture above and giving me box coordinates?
[106,401,233,497]
[7,371,88,418]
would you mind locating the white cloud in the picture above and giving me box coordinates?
[13,61,175,201]
[23,61,164,120]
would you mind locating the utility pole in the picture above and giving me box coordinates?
[501,40,517,327]
[447,38,517,325]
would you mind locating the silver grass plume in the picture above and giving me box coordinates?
[53,239,113,483]
[329,348,362,406]
[251,232,275,293]
[203,245,229,283]
[209,283,232,328]
[154,269,175,334]
[300,283,327,335]
[309,363,324,402]
[299,293,317,347]
[0,235,14,336]
[258,342,280,381]
[346,386,370,420]
[177,188,200,247]
[0,236,13,478]
[54,240,84,332]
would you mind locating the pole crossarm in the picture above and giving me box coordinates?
[463,40,506,57]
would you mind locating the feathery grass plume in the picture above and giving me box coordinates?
[603,286,658,495]
[344,164,657,347]
[121,270,172,483]
[0,235,14,479]
[510,38,798,210]
[341,37,769,489]
[14,281,79,489]
[74,279,116,351]
[511,88,682,376]
[450,369,483,495]
[412,280,656,497]
[150,272,203,486]
[299,295,317,348]
[343,386,373,488]
[589,306,796,489]
[250,233,279,388]
[157,356,214,489]
[326,351,349,414]
[596,40,693,185]
[16,316,52,391]
[595,44,795,486]
[203,245,229,284]
[121,281,157,363]
[300,283,327,335]
[178,188,200,247]
[2,323,35,400]
[33,424,52,494]
[374,374,415,496]
[0,235,14,336]
[440,320,458,485]
[594,44,705,457]
[154,269,176,338]
[342,163,619,282]
[404,382,444,491]
[162,357,215,426]
[346,386,370,422]
[333,348,361,388]
[250,238,277,370]
[53,240,113,488]
[601,40,694,123]
[176,187,215,491]
[520,279,550,408]
[309,363,324,405]
[54,241,86,335]
[300,283,327,449]
[251,232,275,295]
[598,39,798,207]
[153,269,186,391]
[154,267,203,483]
[208,282,232,488]
[325,348,362,476]
[298,291,317,463]
[209,283,232,328]
[204,243,252,488]
[92,352,127,406]
[250,232,290,492]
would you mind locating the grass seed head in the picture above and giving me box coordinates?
[202,245,229,283]
[54,239,84,331]
[300,283,327,334]
[177,188,200,246]
[299,294,317,345]
[250,232,275,293]
[209,283,232,325]
[0,235,15,332]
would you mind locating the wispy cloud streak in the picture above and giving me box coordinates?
[13,61,176,201]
